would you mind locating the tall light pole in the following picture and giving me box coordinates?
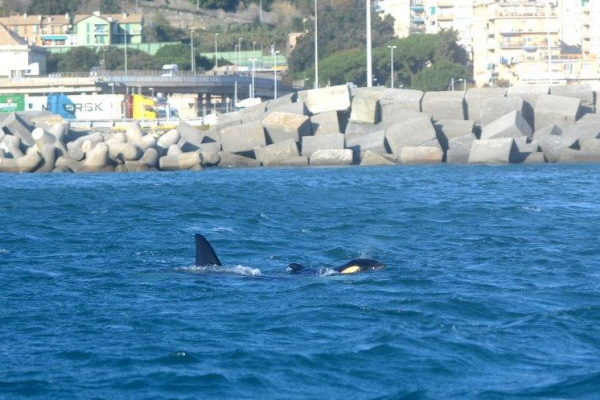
[366,0,373,87]
[190,28,195,73]
[546,0,553,85]
[214,33,219,69]
[238,37,243,70]
[259,0,263,23]
[273,50,280,99]
[387,45,396,88]
[249,58,257,98]
[314,0,319,89]
[124,28,128,75]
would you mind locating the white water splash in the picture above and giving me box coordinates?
[318,268,339,277]
[523,206,542,213]
[176,265,262,276]
[211,227,235,233]
[0,249,8,254]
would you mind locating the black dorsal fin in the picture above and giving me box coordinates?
[195,234,222,266]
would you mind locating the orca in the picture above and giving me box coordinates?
[194,233,385,275]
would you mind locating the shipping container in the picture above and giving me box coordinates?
[26,94,126,120]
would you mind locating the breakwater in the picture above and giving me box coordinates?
[1,84,600,173]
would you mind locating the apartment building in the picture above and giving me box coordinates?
[425,0,474,53]
[0,14,74,46]
[0,23,47,77]
[377,0,412,38]
[73,13,143,46]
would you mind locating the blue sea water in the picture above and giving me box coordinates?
[1,165,600,400]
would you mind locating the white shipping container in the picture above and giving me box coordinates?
[25,94,126,120]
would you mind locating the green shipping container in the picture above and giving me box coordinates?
[0,94,25,113]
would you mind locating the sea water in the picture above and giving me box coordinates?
[1,165,600,399]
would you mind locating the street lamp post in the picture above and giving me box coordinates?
[214,33,220,69]
[191,28,195,73]
[253,41,257,52]
[387,45,396,88]
[366,0,372,87]
[238,37,243,70]
[546,0,553,85]
[273,50,280,99]
[124,29,128,75]
[314,0,319,89]
[249,58,257,98]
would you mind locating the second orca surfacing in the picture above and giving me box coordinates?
[194,233,385,275]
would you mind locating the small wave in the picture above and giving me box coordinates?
[211,226,235,233]
[176,265,261,276]
[522,206,542,212]
[318,268,339,276]
[0,249,8,254]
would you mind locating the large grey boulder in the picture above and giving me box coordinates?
[398,146,444,164]
[309,149,353,166]
[301,134,345,157]
[254,139,299,166]
[538,136,579,163]
[562,118,600,140]
[218,151,261,168]
[220,121,266,156]
[350,89,381,124]
[465,88,507,123]
[480,110,532,140]
[468,138,520,164]
[239,103,267,124]
[446,134,476,164]
[266,93,296,111]
[422,91,465,121]
[481,97,524,126]
[378,88,423,112]
[534,94,581,131]
[550,84,594,114]
[301,85,352,115]
[345,110,431,140]
[507,86,549,130]
[345,130,387,156]
[558,140,600,163]
[359,150,396,166]
[266,101,308,116]
[532,124,563,139]
[311,111,340,135]
[434,120,475,151]
[262,111,312,143]
[385,116,440,156]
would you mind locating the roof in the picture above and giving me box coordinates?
[74,13,143,25]
[0,14,70,26]
[0,22,28,46]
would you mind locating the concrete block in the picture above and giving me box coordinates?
[266,93,296,111]
[218,151,261,168]
[534,94,581,131]
[468,138,520,164]
[399,146,443,164]
[507,86,549,130]
[262,111,312,143]
[301,85,352,115]
[446,134,476,164]
[178,121,205,146]
[220,121,266,156]
[0,149,42,173]
[81,143,112,172]
[434,120,475,151]
[481,97,524,126]
[550,84,594,105]
[55,156,81,172]
[346,130,387,155]
[35,144,56,173]
[385,116,440,156]
[359,151,396,166]
[562,118,600,140]
[199,142,222,154]
[254,139,299,166]
[465,88,507,123]
[1,113,34,146]
[239,103,267,124]
[311,111,340,135]
[378,88,423,112]
[480,110,532,140]
[272,156,309,167]
[522,152,547,164]
[266,101,308,116]
[309,149,353,166]
[538,136,579,163]
[301,134,345,157]
[422,91,465,121]
[514,137,541,153]
[558,148,600,163]
[533,124,563,139]
[1,135,23,158]
[17,110,64,131]
[157,129,181,150]
[350,89,381,124]
[159,152,202,171]
[125,122,144,143]
[345,110,431,141]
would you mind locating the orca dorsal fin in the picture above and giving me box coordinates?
[287,263,305,273]
[195,234,222,266]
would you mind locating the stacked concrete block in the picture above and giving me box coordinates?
[359,151,396,166]
[480,111,532,141]
[239,103,267,124]
[465,88,507,123]
[254,139,299,166]
[311,111,340,135]
[345,130,387,156]
[266,93,296,111]
[262,111,312,144]
[301,134,345,157]
[507,86,549,130]
[218,152,262,168]
[558,139,600,163]
[266,101,308,116]
[422,91,465,121]
[446,135,476,164]
[350,89,381,124]
[469,138,520,164]
[301,85,352,115]
[345,110,431,141]
[481,97,524,127]
[533,124,563,139]
[1,113,34,146]
[550,84,594,114]
[534,94,581,131]
[378,89,423,112]
[399,147,444,164]
[220,121,266,157]
[434,120,475,151]
[309,149,353,166]
[385,116,441,157]
[562,117,600,140]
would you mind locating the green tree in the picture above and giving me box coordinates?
[154,44,214,71]
[28,0,80,14]
[100,0,121,13]
[144,14,187,43]
[57,47,99,72]
[103,47,159,70]
[411,61,468,92]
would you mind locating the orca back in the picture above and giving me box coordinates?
[195,234,222,266]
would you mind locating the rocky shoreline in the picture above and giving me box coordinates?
[1,84,600,173]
